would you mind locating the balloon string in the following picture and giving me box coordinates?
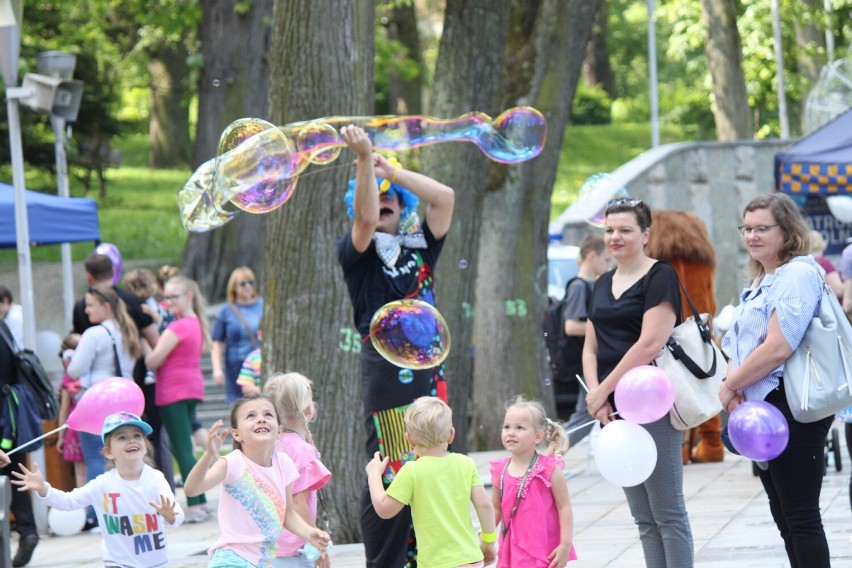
[7,424,68,456]
[564,411,619,436]
[575,374,590,394]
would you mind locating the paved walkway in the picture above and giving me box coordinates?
[14,424,852,567]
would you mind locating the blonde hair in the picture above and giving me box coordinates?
[809,230,827,256]
[123,268,159,299]
[87,284,142,359]
[165,275,212,351]
[264,372,316,445]
[505,395,569,455]
[157,265,180,289]
[404,397,453,448]
[226,266,258,304]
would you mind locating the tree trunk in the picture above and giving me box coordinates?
[148,43,192,168]
[386,2,423,115]
[700,0,753,141]
[471,0,600,450]
[181,0,273,302]
[420,0,513,454]
[583,0,615,98]
[264,0,374,543]
[794,0,825,83]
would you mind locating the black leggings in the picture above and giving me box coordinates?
[758,386,832,568]
[847,422,852,515]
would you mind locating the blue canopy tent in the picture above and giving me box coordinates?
[0,182,100,247]
[775,108,852,255]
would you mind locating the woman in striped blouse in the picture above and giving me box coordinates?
[720,193,831,568]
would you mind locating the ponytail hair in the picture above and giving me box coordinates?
[88,284,142,359]
[165,275,212,351]
[505,395,569,456]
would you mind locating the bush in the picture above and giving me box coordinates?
[611,96,650,124]
[571,85,612,125]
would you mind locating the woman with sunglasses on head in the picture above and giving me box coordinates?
[720,194,831,567]
[66,283,142,530]
[145,275,212,523]
[211,267,264,405]
[583,197,694,567]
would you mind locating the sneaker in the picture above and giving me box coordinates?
[12,533,38,567]
[185,505,209,524]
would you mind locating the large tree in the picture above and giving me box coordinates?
[263,0,374,542]
[700,0,753,140]
[471,0,601,450]
[419,0,514,452]
[181,0,273,301]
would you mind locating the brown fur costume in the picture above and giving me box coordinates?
[647,210,723,464]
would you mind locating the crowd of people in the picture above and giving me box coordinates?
[0,124,850,568]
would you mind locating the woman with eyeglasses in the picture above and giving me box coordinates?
[211,267,264,405]
[66,283,142,529]
[582,197,694,567]
[720,193,831,567]
[145,275,212,523]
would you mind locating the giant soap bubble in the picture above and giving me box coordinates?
[369,299,451,370]
[578,173,628,228]
[178,108,547,232]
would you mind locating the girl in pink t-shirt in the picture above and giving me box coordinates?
[264,373,333,568]
[490,396,577,568]
[184,394,330,568]
[145,275,211,522]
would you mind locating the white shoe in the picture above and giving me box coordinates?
[185,506,209,524]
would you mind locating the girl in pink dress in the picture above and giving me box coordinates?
[264,372,333,568]
[56,333,86,489]
[490,396,577,568]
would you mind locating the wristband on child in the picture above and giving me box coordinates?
[480,530,497,543]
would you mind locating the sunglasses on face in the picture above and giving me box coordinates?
[238,280,256,287]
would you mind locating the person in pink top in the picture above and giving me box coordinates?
[184,394,330,568]
[490,396,577,568]
[264,372,333,567]
[145,275,211,523]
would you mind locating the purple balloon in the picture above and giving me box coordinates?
[95,243,123,285]
[728,401,789,461]
[614,365,676,424]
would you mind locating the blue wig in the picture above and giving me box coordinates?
[343,178,420,222]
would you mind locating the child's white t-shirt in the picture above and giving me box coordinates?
[40,465,184,568]
[210,449,299,567]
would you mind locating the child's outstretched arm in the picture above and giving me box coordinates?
[471,485,497,566]
[283,484,330,553]
[10,462,48,497]
[547,467,574,568]
[365,451,404,519]
[184,419,229,497]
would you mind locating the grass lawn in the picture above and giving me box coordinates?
[1,122,691,267]
[551,122,690,219]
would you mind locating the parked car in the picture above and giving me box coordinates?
[547,242,580,300]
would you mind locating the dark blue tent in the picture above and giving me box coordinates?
[0,183,100,248]
[774,109,852,255]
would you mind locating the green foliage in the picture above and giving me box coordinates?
[0,133,190,265]
[571,85,612,125]
[551,122,694,220]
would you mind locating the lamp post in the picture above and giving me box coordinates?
[647,0,660,148]
[37,50,79,333]
[0,0,37,351]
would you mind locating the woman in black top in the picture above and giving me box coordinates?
[583,198,694,567]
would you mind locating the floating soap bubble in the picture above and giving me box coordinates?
[178,107,548,232]
[369,299,451,370]
[398,368,414,384]
[578,173,628,228]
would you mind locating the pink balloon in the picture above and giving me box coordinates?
[67,377,145,435]
[614,365,676,424]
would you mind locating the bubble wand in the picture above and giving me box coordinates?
[178,107,547,232]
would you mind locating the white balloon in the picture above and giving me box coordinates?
[48,507,86,536]
[826,196,852,223]
[594,421,657,487]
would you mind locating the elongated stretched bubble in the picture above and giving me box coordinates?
[178,107,547,232]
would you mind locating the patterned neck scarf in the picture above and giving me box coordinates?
[374,211,427,268]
